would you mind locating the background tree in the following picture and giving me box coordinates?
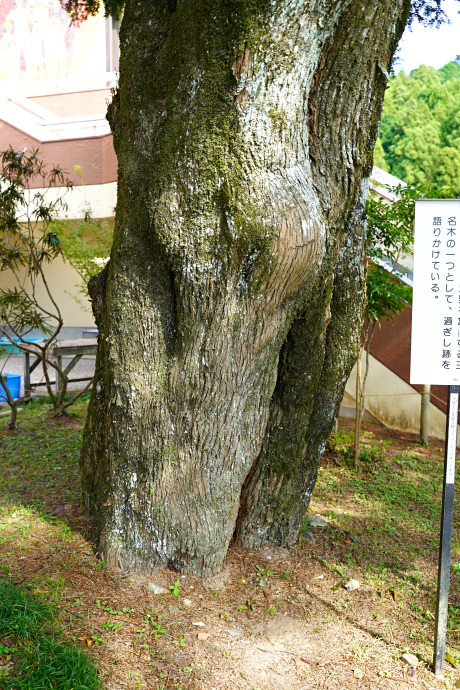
[55,216,113,306]
[353,182,424,464]
[53,164,114,307]
[378,61,460,195]
[63,0,458,576]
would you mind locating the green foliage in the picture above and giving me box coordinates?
[61,0,455,28]
[365,263,412,323]
[54,216,113,302]
[438,60,460,83]
[364,182,428,322]
[0,149,95,418]
[0,394,87,505]
[378,61,460,196]
[367,183,421,265]
[61,0,124,21]
[407,0,455,28]
[372,138,389,172]
[169,579,180,597]
[327,439,383,467]
[354,182,425,464]
[0,151,108,418]
[1,636,101,690]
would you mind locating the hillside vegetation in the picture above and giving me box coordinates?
[376,61,460,195]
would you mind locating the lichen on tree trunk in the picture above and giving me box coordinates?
[81,0,411,575]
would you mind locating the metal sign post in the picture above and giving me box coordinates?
[411,199,460,676]
[433,385,458,677]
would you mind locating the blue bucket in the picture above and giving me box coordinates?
[0,374,21,401]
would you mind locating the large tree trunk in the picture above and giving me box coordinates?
[81,0,410,575]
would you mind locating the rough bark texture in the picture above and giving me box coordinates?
[81,0,411,575]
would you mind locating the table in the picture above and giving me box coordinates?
[22,338,97,395]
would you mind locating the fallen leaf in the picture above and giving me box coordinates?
[342,539,352,544]
[453,679,460,688]
[197,632,210,640]
[445,651,457,668]
[391,590,396,601]
[263,590,269,600]
[78,637,93,647]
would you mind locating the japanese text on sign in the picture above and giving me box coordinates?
[411,200,460,385]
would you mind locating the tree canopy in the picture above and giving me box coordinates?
[62,0,458,26]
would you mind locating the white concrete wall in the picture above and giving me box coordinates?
[0,182,115,332]
[345,352,458,443]
[0,255,95,331]
[20,182,117,220]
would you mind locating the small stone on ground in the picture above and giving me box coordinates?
[301,530,316,543]
[402,653,418,666]
[345,579,360,591]
[147,582,169,594]
[308,514,329,527]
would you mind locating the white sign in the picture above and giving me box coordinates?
[411,199,460,385]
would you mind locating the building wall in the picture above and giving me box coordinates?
[345,353,454,441]
[31,90,112,118]
[0,255,95,333]
[0,118,117,187]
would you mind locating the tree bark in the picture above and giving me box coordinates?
[81,0,411,575]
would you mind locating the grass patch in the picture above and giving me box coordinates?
[0,578,100,689]
[0,396,87,515]
[0,578,52,639]
[0,399,100,688]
